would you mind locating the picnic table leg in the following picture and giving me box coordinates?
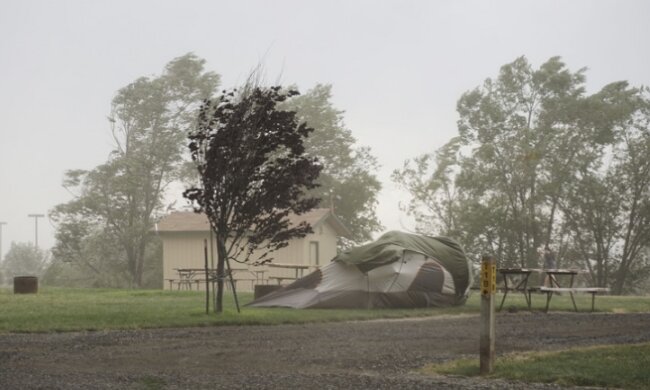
[498,277,509,311]
[569,291,578,312]
[568,274,579,312]
[550,274,559,288]
[591,292,596,312]
[521,275,531,309]
[544,291,553,313]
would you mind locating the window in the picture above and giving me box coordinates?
[309,241,320,266]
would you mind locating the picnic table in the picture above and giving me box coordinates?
[170,268,265,291]
[169,268,206,290]
[497,267,539,311]
[267,263,311,285]
[529,268,582,311]
[498,267,608,312]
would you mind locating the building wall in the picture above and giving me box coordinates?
[160,220,339,291]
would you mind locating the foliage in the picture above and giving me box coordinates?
[183,85,322,312]
[48,54,220,288]
[423,343,650,389]
[282,84,383,243]
[0,242,47,283]
[395,56,650,293]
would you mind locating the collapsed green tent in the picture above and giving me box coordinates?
[248,231,473,309]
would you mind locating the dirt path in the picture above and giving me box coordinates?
[1,312,649,389]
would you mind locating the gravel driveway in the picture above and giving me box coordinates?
[1,312,649,389]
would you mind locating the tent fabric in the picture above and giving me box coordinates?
[248,231,473,309]
[333,231,471,294]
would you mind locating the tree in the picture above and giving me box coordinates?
[50,53,220,287]
[561,86,650,293]
[0,242,47,283]
[184,85,322,313]
[393,137,461,236]
[282,84,383,243]
[395,56,650,293]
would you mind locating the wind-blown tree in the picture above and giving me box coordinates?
[561,86,650,293]
[607,93,650,293]
[183,85,322,313]
[393,137,462,236]
[49,54,220,287]
[282,84,382,244]
[397,57,593,264]
[395,57,638,263]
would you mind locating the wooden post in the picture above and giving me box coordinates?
[204,239,210,315]
[480,254,496,375]
[225,256,241,313]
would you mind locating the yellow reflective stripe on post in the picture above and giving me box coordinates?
[491,263,496,294]
[481,260,495,295]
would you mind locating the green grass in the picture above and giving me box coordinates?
[422,343,650,389]
[0,287,478,333]
[0,288,648,333]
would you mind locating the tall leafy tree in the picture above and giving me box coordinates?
[184,85,322,313]
[395,56,650,293]
[562,87,650,293]
[50,54,220,287]
[283,84,382,243]
[608,93,650,293]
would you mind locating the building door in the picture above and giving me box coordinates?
[309,241,319,266]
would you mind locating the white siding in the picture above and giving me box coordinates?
[161,219,340,291]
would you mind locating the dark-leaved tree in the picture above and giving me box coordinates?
[183,85,322,313]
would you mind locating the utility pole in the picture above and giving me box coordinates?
[0,222,6,262]
[27,214,45,249]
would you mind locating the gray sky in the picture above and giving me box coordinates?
[1,0,649,256]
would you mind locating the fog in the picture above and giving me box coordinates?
[1,0,649,255]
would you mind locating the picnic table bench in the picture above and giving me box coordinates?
[536,287,610,312]
[166,278,204,290]
[268,276,296,285]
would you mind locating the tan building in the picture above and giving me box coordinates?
[156,208,351,291]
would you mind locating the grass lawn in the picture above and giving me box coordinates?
[422,343,650,389]
[0,287,477,333]
[0,287,648,333]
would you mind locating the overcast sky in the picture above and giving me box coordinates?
[1,0,649,257]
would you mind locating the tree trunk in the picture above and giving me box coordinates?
[215,234,227,313]
[134,236,147,288]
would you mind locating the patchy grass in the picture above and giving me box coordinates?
[422,343,650,389]
[0,287,648,333]
[135,376,167,390]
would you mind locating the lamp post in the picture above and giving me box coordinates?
[27,214,45,249]
[0,222,6,262]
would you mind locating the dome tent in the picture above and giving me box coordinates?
[248,231,473,309]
